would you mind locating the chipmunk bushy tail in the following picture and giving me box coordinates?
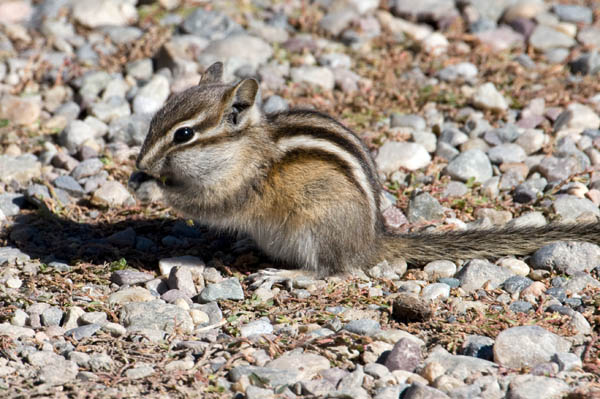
[384,222,600,264]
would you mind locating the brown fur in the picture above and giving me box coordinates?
[134,62,600,276]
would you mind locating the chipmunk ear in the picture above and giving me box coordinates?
[226,78,260,126]
[199,62,223,84]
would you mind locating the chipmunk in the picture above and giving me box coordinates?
[131,62,600,277]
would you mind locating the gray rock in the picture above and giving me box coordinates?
[133,75,170,115]
[531,241,600,275]
[411,130,437,153]
[509,300,533,313]
[126,58,153,81]
[37,359,78,385]
[161,289,192,305]
[376,141,431,173]
[90,96,131,123]
[54,175,84,197]
[420,283,450,301]
[72,0,137,28]
[391,114,426,130]
[423,260,456,280]
[472,82,508,112]
[407,193,444,223]
[437,62,478,82]
[391,0,457,22]
[319,9,357,36]
[80,312,107,326]
[402,382,449,399]
[229,365,301,387]
[569,51,600,75]
[182,9,242,40]
[240,319,273,337]
[125,364,154,379]
[562,271,600,293]
[538,156,584,183]
[168,266,197,297]
[553,195,600,221]
[502,276,533,295]
[425,346,497,380]
[493,325,571,368]
[111,269,154,286]
[201,34,273,69]
[41,307,63,327]
[506,375,570,399]
[92,181,135,207]
[102,26,142,45]
[198,278,244,302]
[553,4,592,24]
[445,149,492,183]
[262,95,288,114]
[384,338,422,372]
[455,259,515,293]
[108,114,152,146]
[440,127,468,147]
[88,353,114,372]
[0,154,42,184]
[344,319,381,336]
[488,143,527,164]
[529,25,576,51]
[290,66,335,90]
[65,324,101,340]
[460,335,494,361]
[0,193,26,217]
[436,141,460,161]
[319,53,352,69]
[71,158,103,180]
[120,300,194,333]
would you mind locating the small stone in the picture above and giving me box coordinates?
[455,259,515,293]
[92,181,135,208]
[181,9,242,40]
[54,175,85,198]
[133,75,170,115]
[80,312,107,326]
[497,258,530,276]
[41,307,63,327]
[529,25,576,51]
[168,266,197,297]
[506,375,569,399]
[424,260,456,280]
[262,95,288,114]
[125,364,154,379]
[0,193,25,217]
[201,34,272,70]
[376,141,431,173]
[120,300,194,333]
[391,114,426,130]
[65,324,101,340]
[460,335,494,361]
[531,241,600,275]
[90,97,131,123]
[71,158,103,180]
[553,4,592,24]
[445,149,492,183]
[240,319,273,337]
[420,283,450,301]
[493,325,571,368]
[158,256,205,276]
[72,0,137,28]
[0,94,41,125]
[0,154,42,185]
[102,322,126,337]
[290,66,335,90]
[198,278,244,302]
[488,143,527,164]
[472,83,508,112]
[62,307,85,330]
[407,193,444,223]
[503,275,533,295]
[437,62,478,82]
[110,269,154,286]
[108,287,154,305]
[344,319,381,336]
[509,300,533,313]
[0,322,35,339]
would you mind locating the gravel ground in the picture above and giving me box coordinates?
[0,0,600,398]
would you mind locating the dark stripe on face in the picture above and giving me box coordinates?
[277,148,370,202]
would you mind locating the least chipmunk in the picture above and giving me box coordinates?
[131,62,600,276]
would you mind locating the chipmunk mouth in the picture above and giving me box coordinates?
[129,171,181,190]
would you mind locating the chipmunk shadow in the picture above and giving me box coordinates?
[4,206,277,274]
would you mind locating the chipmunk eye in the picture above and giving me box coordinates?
[173,127,194,144]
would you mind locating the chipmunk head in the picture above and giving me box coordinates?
[136,62,263,194]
